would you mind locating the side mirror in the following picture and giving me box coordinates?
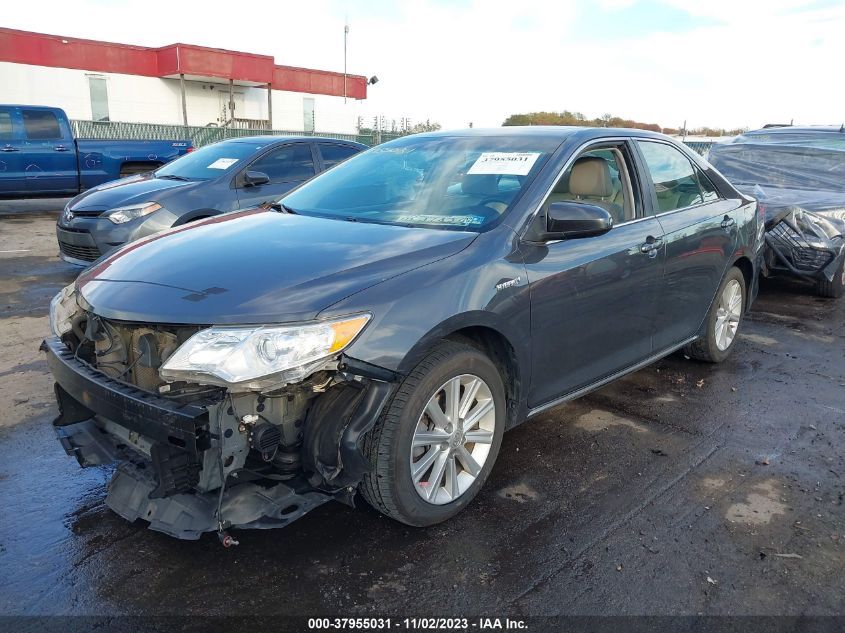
[543,201,613,240]
[243,171,270,187]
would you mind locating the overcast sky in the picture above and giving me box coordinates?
[6,0,845,131]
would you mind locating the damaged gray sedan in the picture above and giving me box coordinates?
[43,127,761,541]
[708,126,845,297]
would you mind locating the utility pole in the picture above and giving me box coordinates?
[228,79,235,137]
[343,19,349,104]
[267,82,273,130]
[179,74,188,127]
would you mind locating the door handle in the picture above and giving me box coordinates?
[1,145,17,152]
[640,236,664,257]
[54,145,69,152]
[720,216,736,230]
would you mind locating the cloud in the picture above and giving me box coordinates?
[4,0,845,130]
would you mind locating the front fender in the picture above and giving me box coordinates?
[318,227,531,404]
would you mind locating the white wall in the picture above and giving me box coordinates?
[0,61,362,133]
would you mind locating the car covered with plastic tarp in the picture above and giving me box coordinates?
[707,127,845,297]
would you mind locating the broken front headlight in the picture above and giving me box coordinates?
[159,314,371,390]
[49,283,81,338]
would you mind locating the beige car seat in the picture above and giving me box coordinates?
[564,157,624,223]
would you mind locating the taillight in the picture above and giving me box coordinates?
[186,147,195,153]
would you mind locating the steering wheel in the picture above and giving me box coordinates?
[477,196,509,215]
[465,203,504,224]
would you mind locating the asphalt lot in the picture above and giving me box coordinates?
[0,208,843,618]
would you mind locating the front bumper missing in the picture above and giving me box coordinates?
[42,336,394,539]
[43,336,208,497]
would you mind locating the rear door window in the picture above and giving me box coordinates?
[317,143,360,170]
[637,141,707,213]
[22,110,62,140]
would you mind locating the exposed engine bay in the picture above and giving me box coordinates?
[44,286,394,541]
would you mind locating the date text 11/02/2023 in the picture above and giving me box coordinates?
[307,617,528,630]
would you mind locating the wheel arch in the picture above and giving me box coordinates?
[119,161,163,178]
[171,209,221,226]
[731,254,754,310]
[396,312,527,429]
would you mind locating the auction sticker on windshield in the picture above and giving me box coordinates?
[468,152,540,176]
[208,158,239,170]
[395,214,486,226]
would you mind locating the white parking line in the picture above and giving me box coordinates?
[0,249,31,253]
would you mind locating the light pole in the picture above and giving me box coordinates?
[344,19,349,104]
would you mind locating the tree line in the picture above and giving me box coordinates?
[502,111,747,136]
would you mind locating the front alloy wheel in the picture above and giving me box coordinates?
[410,374,496,505]
[361,341,506,526]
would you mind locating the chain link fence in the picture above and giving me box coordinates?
[683,141,713,156]
[71,120,713,155]
[71,120,406,148]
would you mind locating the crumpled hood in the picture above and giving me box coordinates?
[70,174,199,211]
[76,209,477,324]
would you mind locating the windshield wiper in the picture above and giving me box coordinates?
[157,174,191,181]
[269,202,298,214]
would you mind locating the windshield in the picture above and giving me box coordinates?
[281,135,562,230]
[155,141,265,181]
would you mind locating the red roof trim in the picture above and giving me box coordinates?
[0,27,367,99]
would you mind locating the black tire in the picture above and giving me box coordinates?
[815,257,845,298]
[360,340,506,526]
[685,267,747,363]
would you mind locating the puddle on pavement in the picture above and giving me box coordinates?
[701,476,729,491]
[740,333,779,347]
[574,409,648,434]
[725,479,787,526]
[0,419,110,614]
[497,483,540,503]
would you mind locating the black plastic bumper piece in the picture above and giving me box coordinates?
[107,461,332,540]
[42,336,210,496]
[765,231,845,282]
[302,378,393,490]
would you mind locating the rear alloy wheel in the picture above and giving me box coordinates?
[685,267,746,363]
[815,256,845,299]
[361,341,505,526]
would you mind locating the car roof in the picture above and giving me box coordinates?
[406,126,673,142]
[224,135,367,147]
[745,125,845,136]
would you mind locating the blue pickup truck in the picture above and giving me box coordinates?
[0,105,191,198]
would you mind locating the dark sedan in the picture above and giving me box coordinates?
[55,136,366,264]
[708,126,845,297]
[44,127,761,540]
